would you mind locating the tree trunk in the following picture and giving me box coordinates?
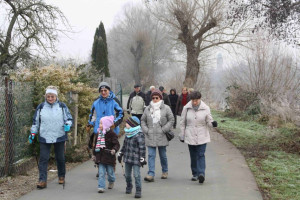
[130,41,143,85]
[183,45,200,88]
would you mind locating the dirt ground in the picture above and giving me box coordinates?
[0,161,84,200]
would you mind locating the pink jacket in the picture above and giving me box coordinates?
[179,100,214,145]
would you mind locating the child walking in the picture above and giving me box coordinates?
[93,115,120,193]
[118,116,146,198]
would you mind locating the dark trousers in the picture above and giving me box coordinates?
[188,143,207,177]
[132,114,143,121]
[171,106,177,128]
[39,142,65,182]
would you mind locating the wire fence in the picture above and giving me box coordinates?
[0,77,34,177]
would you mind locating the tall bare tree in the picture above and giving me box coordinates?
[146,0,251,87]
[108,4,173,89]
[0,0,70,75]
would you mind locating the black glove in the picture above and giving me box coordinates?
[127,111,130,115]
[212,121,218,127]
[117,152,123,163]
[140,157,147,167]
[180,139,184,143]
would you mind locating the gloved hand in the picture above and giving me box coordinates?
[117,152,123,163]
[140,157,147,167]
[180,139,184,143]
[28,133,36,144]
[111,149,116,155]
[127,111,130,115]
[212,121,218,127]
[64,124,71,132]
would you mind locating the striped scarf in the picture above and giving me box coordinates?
[95,129,108,152]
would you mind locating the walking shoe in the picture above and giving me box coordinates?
[135,187,142,198]
[58,177,65,184]
[198,174,205,183]
[161,172,168,179]
[144,175,154,182]
[96,172,99,178]
[108,182,114,189]
[98,188,105,193]
[191,176,198,181]
[126,183,133,194]
[37,181,47,189]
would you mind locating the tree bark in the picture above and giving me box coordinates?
[183,44,200,88]
[130,41,143,85]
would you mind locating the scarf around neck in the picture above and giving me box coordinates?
[95,128,109,152]
[182,93,188,106]
[150,100,162,124]
[124,125,141,138]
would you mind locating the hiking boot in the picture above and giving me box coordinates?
[198,174,205,183]
[126,182,133,194]
[161,172,168,179]
[144,175,154,182]
[191,176,198,181]
[135,187,142,198]
[98,188,105,193]
[108,182,114,189]
[37,181,47,189]
[58,177,65,184]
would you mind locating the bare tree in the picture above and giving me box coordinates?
[0,0,70,75]
[108,3,174,89]
[225,36,300,122]
[146,0,251,88]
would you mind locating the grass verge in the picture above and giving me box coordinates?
[212,110,300,200]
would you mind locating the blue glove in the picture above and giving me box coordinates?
[28,133,36,144]
[64,124,71,132]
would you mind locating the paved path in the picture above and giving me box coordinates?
[19,121,262,200]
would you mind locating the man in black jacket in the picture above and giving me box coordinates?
[159,86,171,107]
[145,86,155,106]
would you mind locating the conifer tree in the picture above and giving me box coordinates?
[91,21,110,77]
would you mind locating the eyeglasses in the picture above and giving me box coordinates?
[152,97,160,100]
[100,89,108,93]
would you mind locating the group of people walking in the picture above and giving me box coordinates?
[28,82,217,198]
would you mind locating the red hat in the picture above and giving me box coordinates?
[151,89,163,100]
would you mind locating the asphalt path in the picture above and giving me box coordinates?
[19,119,263,200]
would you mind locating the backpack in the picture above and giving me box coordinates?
[130,95,145,114]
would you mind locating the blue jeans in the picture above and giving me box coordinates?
[125,163,141,189]
[98,164,115,189]
[147,146,168,177]
[188,143,207,177]
[39,142,65,182]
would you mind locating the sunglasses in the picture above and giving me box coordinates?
[152,97,160,100]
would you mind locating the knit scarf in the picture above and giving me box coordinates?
[124,125,141,138]
[150,100,162,124]
[95,129,109,152]
[182,93,188,106]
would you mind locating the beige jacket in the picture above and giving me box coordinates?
[179,101,214,145]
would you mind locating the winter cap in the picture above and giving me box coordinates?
[100,115,114,134]
[151,89,163,100]
[159,86,164,92]
[134,84,141,88]
[45,86,58,96]
[126,116,140,127]
[99,82,111,92]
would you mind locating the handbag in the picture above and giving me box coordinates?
[165,130,174,141]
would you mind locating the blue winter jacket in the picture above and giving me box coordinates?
[88,91,123,135]
[31,100,73,143]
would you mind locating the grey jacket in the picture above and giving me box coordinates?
[141,102,174,147]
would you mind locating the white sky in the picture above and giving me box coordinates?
[45,0,141,62]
